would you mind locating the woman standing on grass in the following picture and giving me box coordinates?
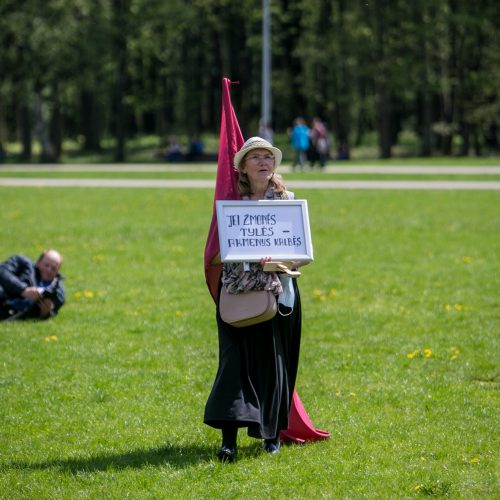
[204,137,305,462]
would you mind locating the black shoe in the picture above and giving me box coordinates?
[216,445,237,463]
[263,439,280,454]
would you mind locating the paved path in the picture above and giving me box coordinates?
[2,164,500,174]
[1,177,499,190]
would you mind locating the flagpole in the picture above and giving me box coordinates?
[261,0,271,128]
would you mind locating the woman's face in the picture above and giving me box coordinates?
[241,148,275,184]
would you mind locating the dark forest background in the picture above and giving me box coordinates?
[0,0,499,162]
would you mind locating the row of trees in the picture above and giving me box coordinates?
[1,0,499,161]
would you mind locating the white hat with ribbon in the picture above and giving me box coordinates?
[233,136,282,169]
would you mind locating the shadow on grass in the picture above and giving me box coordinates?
[3,441,291,473]
[4,443,217,473]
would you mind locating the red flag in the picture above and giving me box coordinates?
[204,78,244,302]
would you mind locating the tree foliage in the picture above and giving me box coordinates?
[0,0,498,160]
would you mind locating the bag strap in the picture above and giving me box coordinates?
[278,302,294,317]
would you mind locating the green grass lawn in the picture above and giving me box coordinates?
[3,172,500,181]
[0,186,498,498]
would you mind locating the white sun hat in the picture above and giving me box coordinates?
[233,136,283,169]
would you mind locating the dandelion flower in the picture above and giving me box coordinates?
[407,349,420,359]
[423,348,433,358]
[470,456,479,464]
[74,291,82,298]
[83,290,95,298]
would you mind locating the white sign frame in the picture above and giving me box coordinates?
[216,199,314,263]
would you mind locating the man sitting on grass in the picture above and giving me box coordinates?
[0,249,65,320]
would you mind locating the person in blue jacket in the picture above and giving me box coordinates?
[289,117,310,170]
[0,249,65,320]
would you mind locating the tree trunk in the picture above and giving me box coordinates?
[484,124,498,152]
[473,129,481,156]
[0,100,6,143]
[420,91,432,156]
[441,0,458,156]
[81,90,101,151]
[34,86,56,163]
[112,0,129,163]
[377,84,392,158]
[416,3,432,158]
[333,0,350,149]
[18,100,32,161]
[49,84,62,161]
[458,121,469,156]
[373,0,392,158]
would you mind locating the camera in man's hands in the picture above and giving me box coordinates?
[40,279,59,301]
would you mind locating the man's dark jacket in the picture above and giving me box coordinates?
[0,255,65,319]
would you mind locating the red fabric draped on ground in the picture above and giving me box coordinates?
[279,390,330,443]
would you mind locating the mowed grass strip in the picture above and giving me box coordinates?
[0,187,498,498]
[1,169,500,182]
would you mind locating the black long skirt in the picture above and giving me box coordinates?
[204,280,301,440]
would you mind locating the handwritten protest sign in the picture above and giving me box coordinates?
[216,200,313,262]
